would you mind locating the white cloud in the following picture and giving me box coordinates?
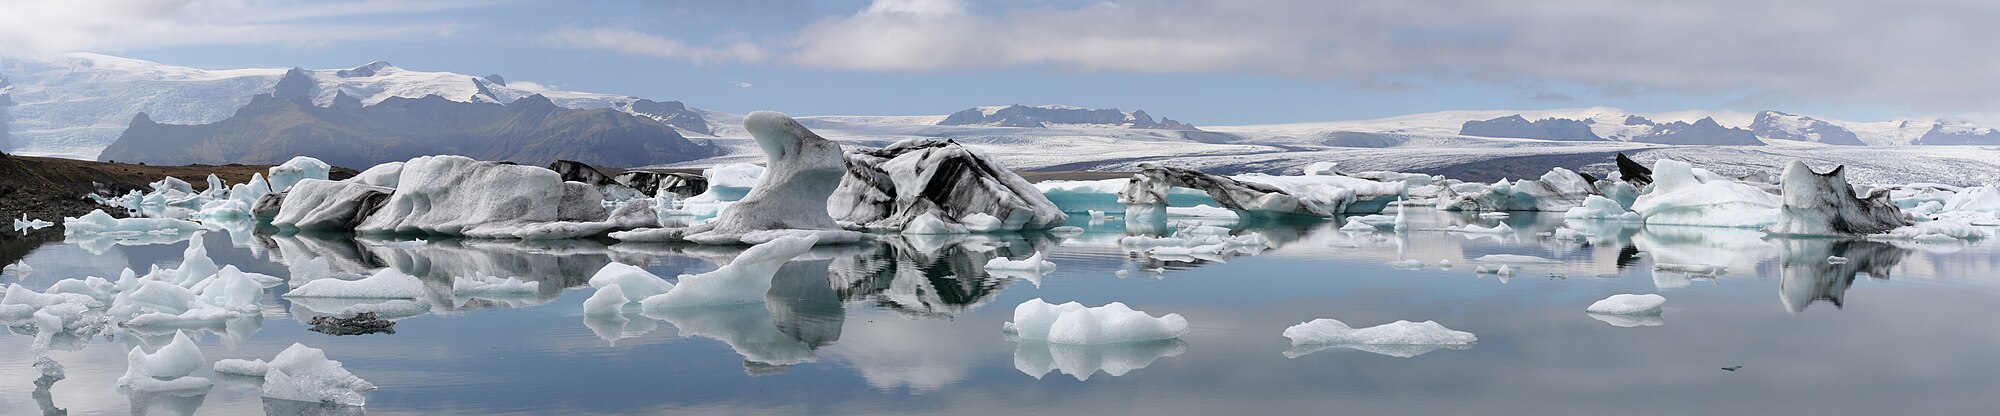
[0,0,483,56]
[539,27,768,65]
[736,81,754,88]
[782,0,2000,112]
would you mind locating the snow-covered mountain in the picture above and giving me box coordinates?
[1750,110,1864,145]
[0,53,646,159]
[1458,112,1758,145]
[938,104,1198,130]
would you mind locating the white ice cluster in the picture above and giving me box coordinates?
[1004,299,1189,345]
[213,343,377,406]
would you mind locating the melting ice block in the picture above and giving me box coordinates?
[1585,294,1666,315]
[582,285,632,315]
[1282,318,1476,352]
[639,235,818,308]
[119,332,211,392]
[215,343,377,407]
[1630,159,1781,228]
[1005,299,1189,345]
[286,269,427,299]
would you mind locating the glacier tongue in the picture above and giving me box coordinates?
[829,138,1067,232]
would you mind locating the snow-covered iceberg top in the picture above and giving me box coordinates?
[1631,159,1780,228]
[1585,294,1666,315]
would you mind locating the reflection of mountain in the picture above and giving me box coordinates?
[1778,239,1908,313]
[829,235,1042,318]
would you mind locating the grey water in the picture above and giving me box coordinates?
[4,209,1999,415]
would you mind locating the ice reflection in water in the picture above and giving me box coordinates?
[4,207,2000,414]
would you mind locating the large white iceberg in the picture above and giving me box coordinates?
[355,155,607,238]
[1630,159,1781,228]
[611,112,867,245]
[271,179,394,231]
[1004,298,1189,345]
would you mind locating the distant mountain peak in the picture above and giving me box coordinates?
[336,60,397,77]
[939,104,1198,130]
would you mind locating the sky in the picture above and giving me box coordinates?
[1,0,1996,126]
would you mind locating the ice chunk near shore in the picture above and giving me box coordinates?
[272,179,394,231]
[63,209,203,236]
[13,214,53,231]
[1586,294,1666,315]
[267,156,331,193]
[214,343,376,407]
[1630,159,1781,228]
[1282,318,1476,358]
[830,138,1068,233]
[356,155,608,238]
[1768,161,1912,236]
[612,113,867,245]
[118,332,211,392]
[1004,299,1188,345]
[286,269,427,299]
[1564,195,1641,220]
[640,235,818,308]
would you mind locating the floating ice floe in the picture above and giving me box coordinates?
[1877,220,1989,242]
[640,235,818,308]
[1563,195,1641,221]
[1585,294,1666,315]
[285,268,428,299]
[1826,256,1850,264]
[1004,299,1188,345]
[1036,178,1218,215]
[1473,264,1517,276]
[63,209,203,236]
[1386,259,1427,269]
[588,263,675,302]
[1439,167,1599,212]
[612,113,867,245]
[1471,254,1558,264]
[985,251,1057,273]
[213,343,377,407]
[829,138,1068,233]
[118,332,211,393]
[1282,318,1476,358]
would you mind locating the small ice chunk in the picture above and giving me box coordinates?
[267,156,332,193]
[582,285,632,315]
[640,235,818,308]
[985,251,1057,272]
[1585,294,1666,315]
[1004,298,1188,345]
[1283,318,1477,347]
[286,268,428,299]
[213,358,270,376]
[588,263,675,301]
[1454,222,1515,234]
[1826,256,1850,265]
[13,214,53,231]
[256,343,378,407]
[1386,259,1426,269]
[1477,212,1511,219]
[960,213,1005,232]
[1436,260,1453,269]
[120,332,206,385]
[1471,254,1558,264]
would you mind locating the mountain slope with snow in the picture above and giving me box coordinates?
[0,53,642,159]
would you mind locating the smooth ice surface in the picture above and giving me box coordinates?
[1282,318,1477,347]
[984,252,1057,272]
[267,156,332,193]
[286,268,427,298]
[228,343,378,407]
[1564,195,1641,220]
[1631,159,1781,228]
[582,285,633,315]
[118,332,207,388]
[588,263,676,301]
[1005,299,1189,345]
[1586,294,1667,315]
[640,235,818,308]
[355,155,607,238]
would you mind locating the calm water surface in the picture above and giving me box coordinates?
[3,209,1998,415]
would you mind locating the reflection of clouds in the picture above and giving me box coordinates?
[819,310,999,393]
[1014,339,1187,380]
[644,303,817,368]
[1632,225,1776,273]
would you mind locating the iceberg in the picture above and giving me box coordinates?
[450,275,539,296]
[1281,318,1476,355]
[118,332,211,392]
[1120,163,1334,219]
[582,285,633,315]
[984,251,1057,272]
[1470,254,1558,264]
[1438,167,1599,212]
[267,156,332,193]
[830,139,1067,232]
[349,161,403,188]
[1585,294,1666,315]
[355,155,608,238]
[509,199,659,240]
[13,214,53,231]
[1768,161,1912,236]
[588,263,676,301]
[1003,298,1188,345]
[285,268,428,299]
[1630,159,1781,228]
[214,343,376,407]
[63,209,203,236]
[611,112,868,245]
[640,235,818,308]
[271,179,394,231]
[1036,178,1220,214]
[1563,195,1641,220]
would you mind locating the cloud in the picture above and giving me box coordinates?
[538,27,768,65]
[781,0,2000,112]
[735,81,754,88]
[0,0,484,56]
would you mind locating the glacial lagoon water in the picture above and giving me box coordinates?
[4,208,2000,415]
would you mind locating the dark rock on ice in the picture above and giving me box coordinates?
[1615,153,1652,186]
[829,139,1067,232]
[308,312,395,336]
